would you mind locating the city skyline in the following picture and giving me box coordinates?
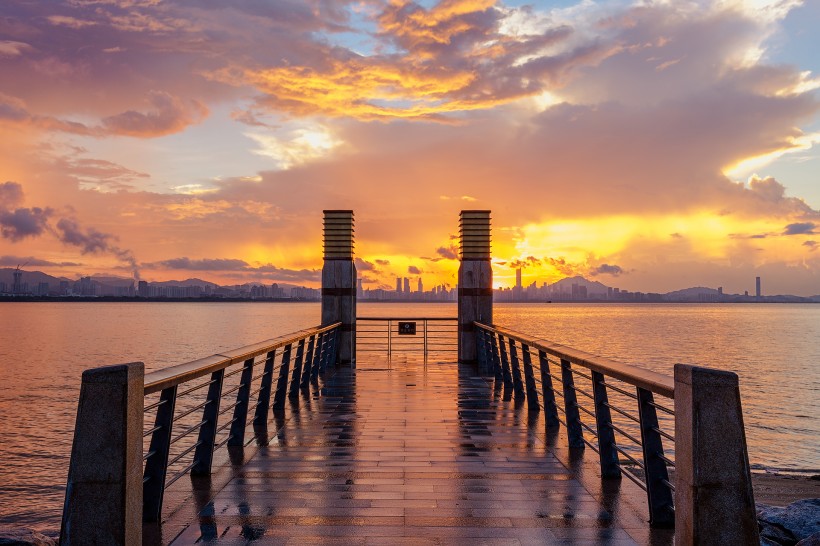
[0,1,819,295]
[3,266,815,303]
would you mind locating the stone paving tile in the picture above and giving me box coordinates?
[167,354,652,545]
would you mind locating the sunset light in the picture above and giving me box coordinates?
[0,0,818,295]
[2,3,820,541]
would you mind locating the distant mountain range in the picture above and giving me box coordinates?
[0,268,71,286]
[1,268,818,302]
[0,269,307,296]
[548,276,610,296]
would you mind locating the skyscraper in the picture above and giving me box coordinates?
[12,268,22,294]
[404,277,410,293]
[396,277,402,293]
[515,267,522,289]
[756,276,761,298]
[417,278,423,293]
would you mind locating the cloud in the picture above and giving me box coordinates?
[247,265,320,283]
[157,257,249,271]
[354,257,377,271]
[748,175,786,202]
[149,256,321,283]
[223,0,612,121]
[510,256,541,269]
[0,183,140,276]
[246,123,341,170]
[0,255,81,267]
[436,246,458,260]
[0,0,818,296]
[0,40,32,58]
[0,181,54,241]
[1,91,206,139]
[55,218,111,254]
[0,207,54,241]
[55,217,141,279]
[102,91,208,137]
[0,181,25,207]
[408,265,422,275]
[784,222,816,235]
[545,257,582,278]
[804,241,817,251]
[589,264,624,277]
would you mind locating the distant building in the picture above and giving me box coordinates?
[250,285,267,298]
[403,277,410,293]
[515,268,522,289]
[12,269,22,294]
[396,277,402,293]
[756,277,761,298]
[138,280,149,297]
[417,278,423,294]
[37,282,49,296]
[76,277,96,296]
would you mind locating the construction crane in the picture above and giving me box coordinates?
[12,261,28,294]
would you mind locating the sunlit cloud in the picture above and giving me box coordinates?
[154,199,277,221]
[0,41,32,57]
[246,124,342,170]
[724,132,820,179]
[170,184,218,196]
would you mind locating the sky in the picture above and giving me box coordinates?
[0,0,819,295]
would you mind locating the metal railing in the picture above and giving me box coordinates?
[475,322,675,528]
[356,317,457,356]
[140,322,340,521]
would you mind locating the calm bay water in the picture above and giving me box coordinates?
[0,301,818,533]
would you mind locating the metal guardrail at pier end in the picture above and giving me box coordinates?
[356,317,458,357]
[59,322,342,545]
[474,321,760,543]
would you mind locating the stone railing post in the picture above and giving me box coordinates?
[457,210,492,372]
[321,210,356,368]
[674,364,759,545]
[60,362,144,545]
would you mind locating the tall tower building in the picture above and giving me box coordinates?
[515,267,522,289]
[404,277,410,293]
[417,278,423,294]
[12,268,23,294]
[396,277,402,293]
[755,276,761,298]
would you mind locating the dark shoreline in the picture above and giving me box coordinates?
[0,296,321,303]
[0,297,817,304]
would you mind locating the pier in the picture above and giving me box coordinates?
[60,211,759,545]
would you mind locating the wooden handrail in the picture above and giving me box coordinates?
[144,322,341,395]
[474,322,674,398]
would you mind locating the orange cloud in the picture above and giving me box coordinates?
[216,1,605,120]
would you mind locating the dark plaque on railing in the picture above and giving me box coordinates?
[398,322,416,335]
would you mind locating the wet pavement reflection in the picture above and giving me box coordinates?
[169,355,665,545]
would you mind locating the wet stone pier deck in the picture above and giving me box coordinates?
[160,355,671,545]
